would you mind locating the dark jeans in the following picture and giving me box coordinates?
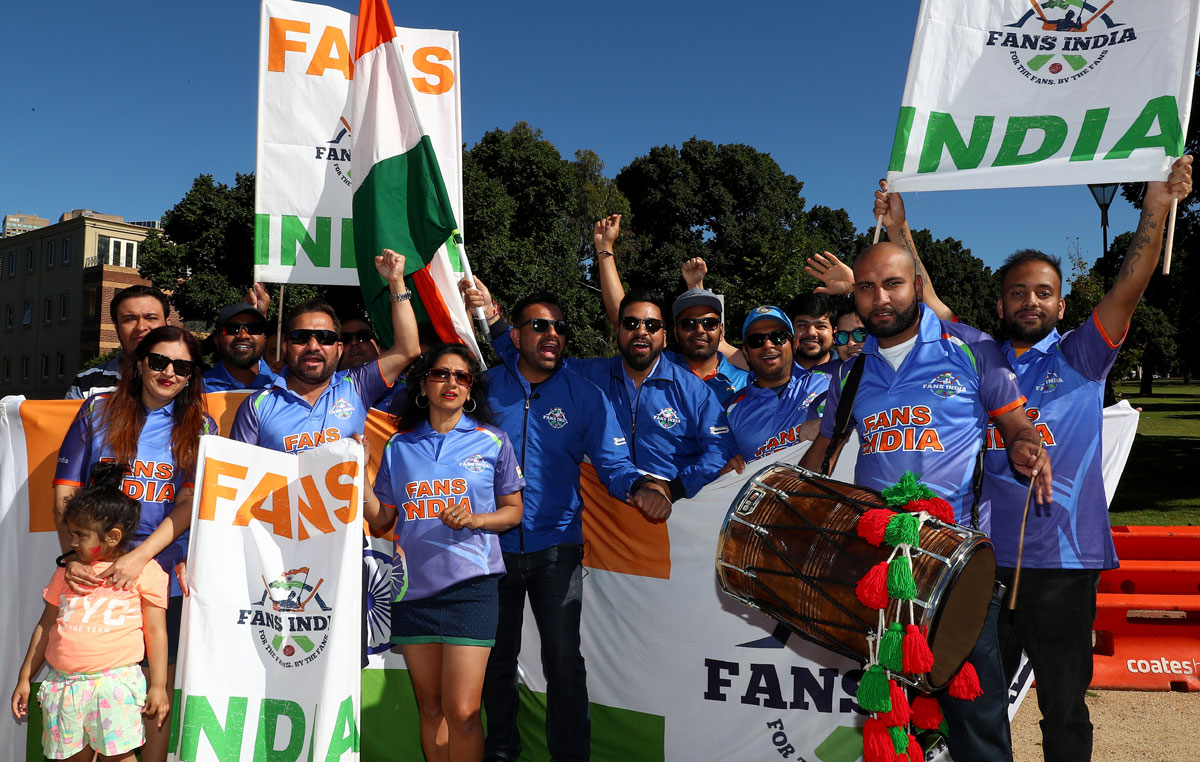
[483,543,588,762]
[937,583,1014,762]
[997,567,1100,762]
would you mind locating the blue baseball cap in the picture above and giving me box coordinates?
[742,306,792,336]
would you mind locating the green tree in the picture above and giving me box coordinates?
[905,230,998,334]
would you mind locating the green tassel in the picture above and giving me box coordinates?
[877,621,905,672]
[881,470,936,506]
[856,664,892,713]
[884,512,921,548]
[939,719,950,737]
[888,724,908,754]
[888,555,917,600]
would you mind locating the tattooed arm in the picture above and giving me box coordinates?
[873,181,957,322]
[1095,155,1192,340]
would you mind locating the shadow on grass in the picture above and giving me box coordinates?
[1110,435,1200,514]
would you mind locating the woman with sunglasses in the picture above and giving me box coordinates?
[365,344,524,762]
[52,324,216,762]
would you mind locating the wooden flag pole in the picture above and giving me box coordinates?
[1163,197,1178,275]
[276,283,285,364]
[1007,436,1046,610]
[872,215,885,245]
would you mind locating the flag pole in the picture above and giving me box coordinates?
[1162,198,1178,274]
[454,236,492,335]
[276,283,285,364]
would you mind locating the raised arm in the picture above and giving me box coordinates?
[1094,155,1192,341]
[874,180,956,322]
[595,214,625,329]
[375,249,421,382]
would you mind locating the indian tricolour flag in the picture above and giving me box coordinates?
[349,0,481,358]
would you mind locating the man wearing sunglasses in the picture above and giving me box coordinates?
[337,316,380,371]
[723,306,832,464]
[230,250,420,453]
[202,302,276,392]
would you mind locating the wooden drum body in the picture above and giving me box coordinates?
[716,463,996,691]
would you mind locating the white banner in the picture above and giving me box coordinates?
[255,0,462,285]
[887,0,1200,192]
[175,435,364,761]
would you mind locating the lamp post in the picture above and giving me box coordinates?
[1088,183,1119,255]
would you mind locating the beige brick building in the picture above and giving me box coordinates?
[0,211,177,399]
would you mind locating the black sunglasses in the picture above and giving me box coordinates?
[518,318,570,335]
[834,327,868,346]
[145,352,196,377]
[342,328,374,343]
[219,322,267,336]
[745,330,792,349]
[425,367,475,387]
[619,316,664,334]
[678,317,721,332]
[287,329,339,346]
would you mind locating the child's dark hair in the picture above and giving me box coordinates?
[62,462,141,551]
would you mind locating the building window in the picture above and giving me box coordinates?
[57,353,65,378]
[85,288,98,321]
[41,354,50,379]
[21,356,29,382]
[63,238,71,264]
[97,236,110,265]
[43,297,52,324]
[60,294,69,321]
[126,241,138,269]
[7,250,15,276]
[5,305,11,330]
[26,246,35,272]
[47,241,55,268]
[2,357,9,384]
[22,301,32,327]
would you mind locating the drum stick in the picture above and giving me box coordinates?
[1007,436,1045,610]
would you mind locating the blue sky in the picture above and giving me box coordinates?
[3,0,1147,278]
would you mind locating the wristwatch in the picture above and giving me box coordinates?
[391,290,413,302]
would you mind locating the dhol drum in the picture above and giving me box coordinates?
[716,463,995,691]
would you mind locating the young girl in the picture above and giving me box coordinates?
[11,463,170,762]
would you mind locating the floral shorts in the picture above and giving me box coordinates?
[37,664,146,759]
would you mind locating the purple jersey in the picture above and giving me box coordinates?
[229,360,391,452]
[53,395,218,597]
[725,363,830,461]
[820,305,1025,526]
[982,311,1122,569]
[373,417,525,600]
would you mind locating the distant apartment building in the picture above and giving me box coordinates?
[2,213,49,238]
[0,211,176,399]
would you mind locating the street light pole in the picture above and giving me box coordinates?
[1088,183,1119,256]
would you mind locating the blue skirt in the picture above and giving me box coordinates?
[391,574,500,647]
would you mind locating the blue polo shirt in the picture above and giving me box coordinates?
[725,363,830,461]
[374,417,524,600]
[202,359,277,393]
[981,311,1122,569]
[229,360,392,453]
[54,396,218,597]
[663,349,750,408]
[820,304,1025,527]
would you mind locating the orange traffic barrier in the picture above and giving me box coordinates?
[1099,560,1200,596]
[1109,526,1200,560]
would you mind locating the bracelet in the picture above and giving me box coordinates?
[391,290,413,303]
[597,250,614,258]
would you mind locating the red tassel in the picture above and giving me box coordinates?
[902,624,935,674]
[862,716,894,762]
[907,497,955,524]
[878,680,911,727]
[856,561,890,609]
[857,508,894,546]
[905,734,923,762]
[948,660,983,701]
[910,693,942,730]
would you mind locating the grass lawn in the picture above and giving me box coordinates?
[1108,380,1200,526]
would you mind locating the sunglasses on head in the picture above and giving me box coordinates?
[678,317,721,332]
[342,328,374,343]
[745,330,792,349]
[619,316,664,334]
[219,321,267,336]
[145,352,196,377]
[286,329,339,346]
[425,367,475,386]
[834,327,868,346]
[518,318,570,335]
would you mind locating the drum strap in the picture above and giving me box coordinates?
[968,442,985,531]
[820,353,865,476]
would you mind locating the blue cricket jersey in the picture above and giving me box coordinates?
[373,417,525,600]
[202,359,277,393]
[663,349,751,408]
[820,304,1026,528]
[725,362,830,461]
[982,310,1122,569]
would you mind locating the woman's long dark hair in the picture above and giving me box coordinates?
[100,325,209,475]
[392,344,494,431]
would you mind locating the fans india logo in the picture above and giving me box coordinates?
[924,372,967,399]
[459,454,487,473]
[985,1,1135,86]
[543,407,568,429]
[1037,372,1065,392]
[800,392,819,410]
[654,407,682,429]
[331,398,355,420]
[314,117,353,187]
[235,566,334,668]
